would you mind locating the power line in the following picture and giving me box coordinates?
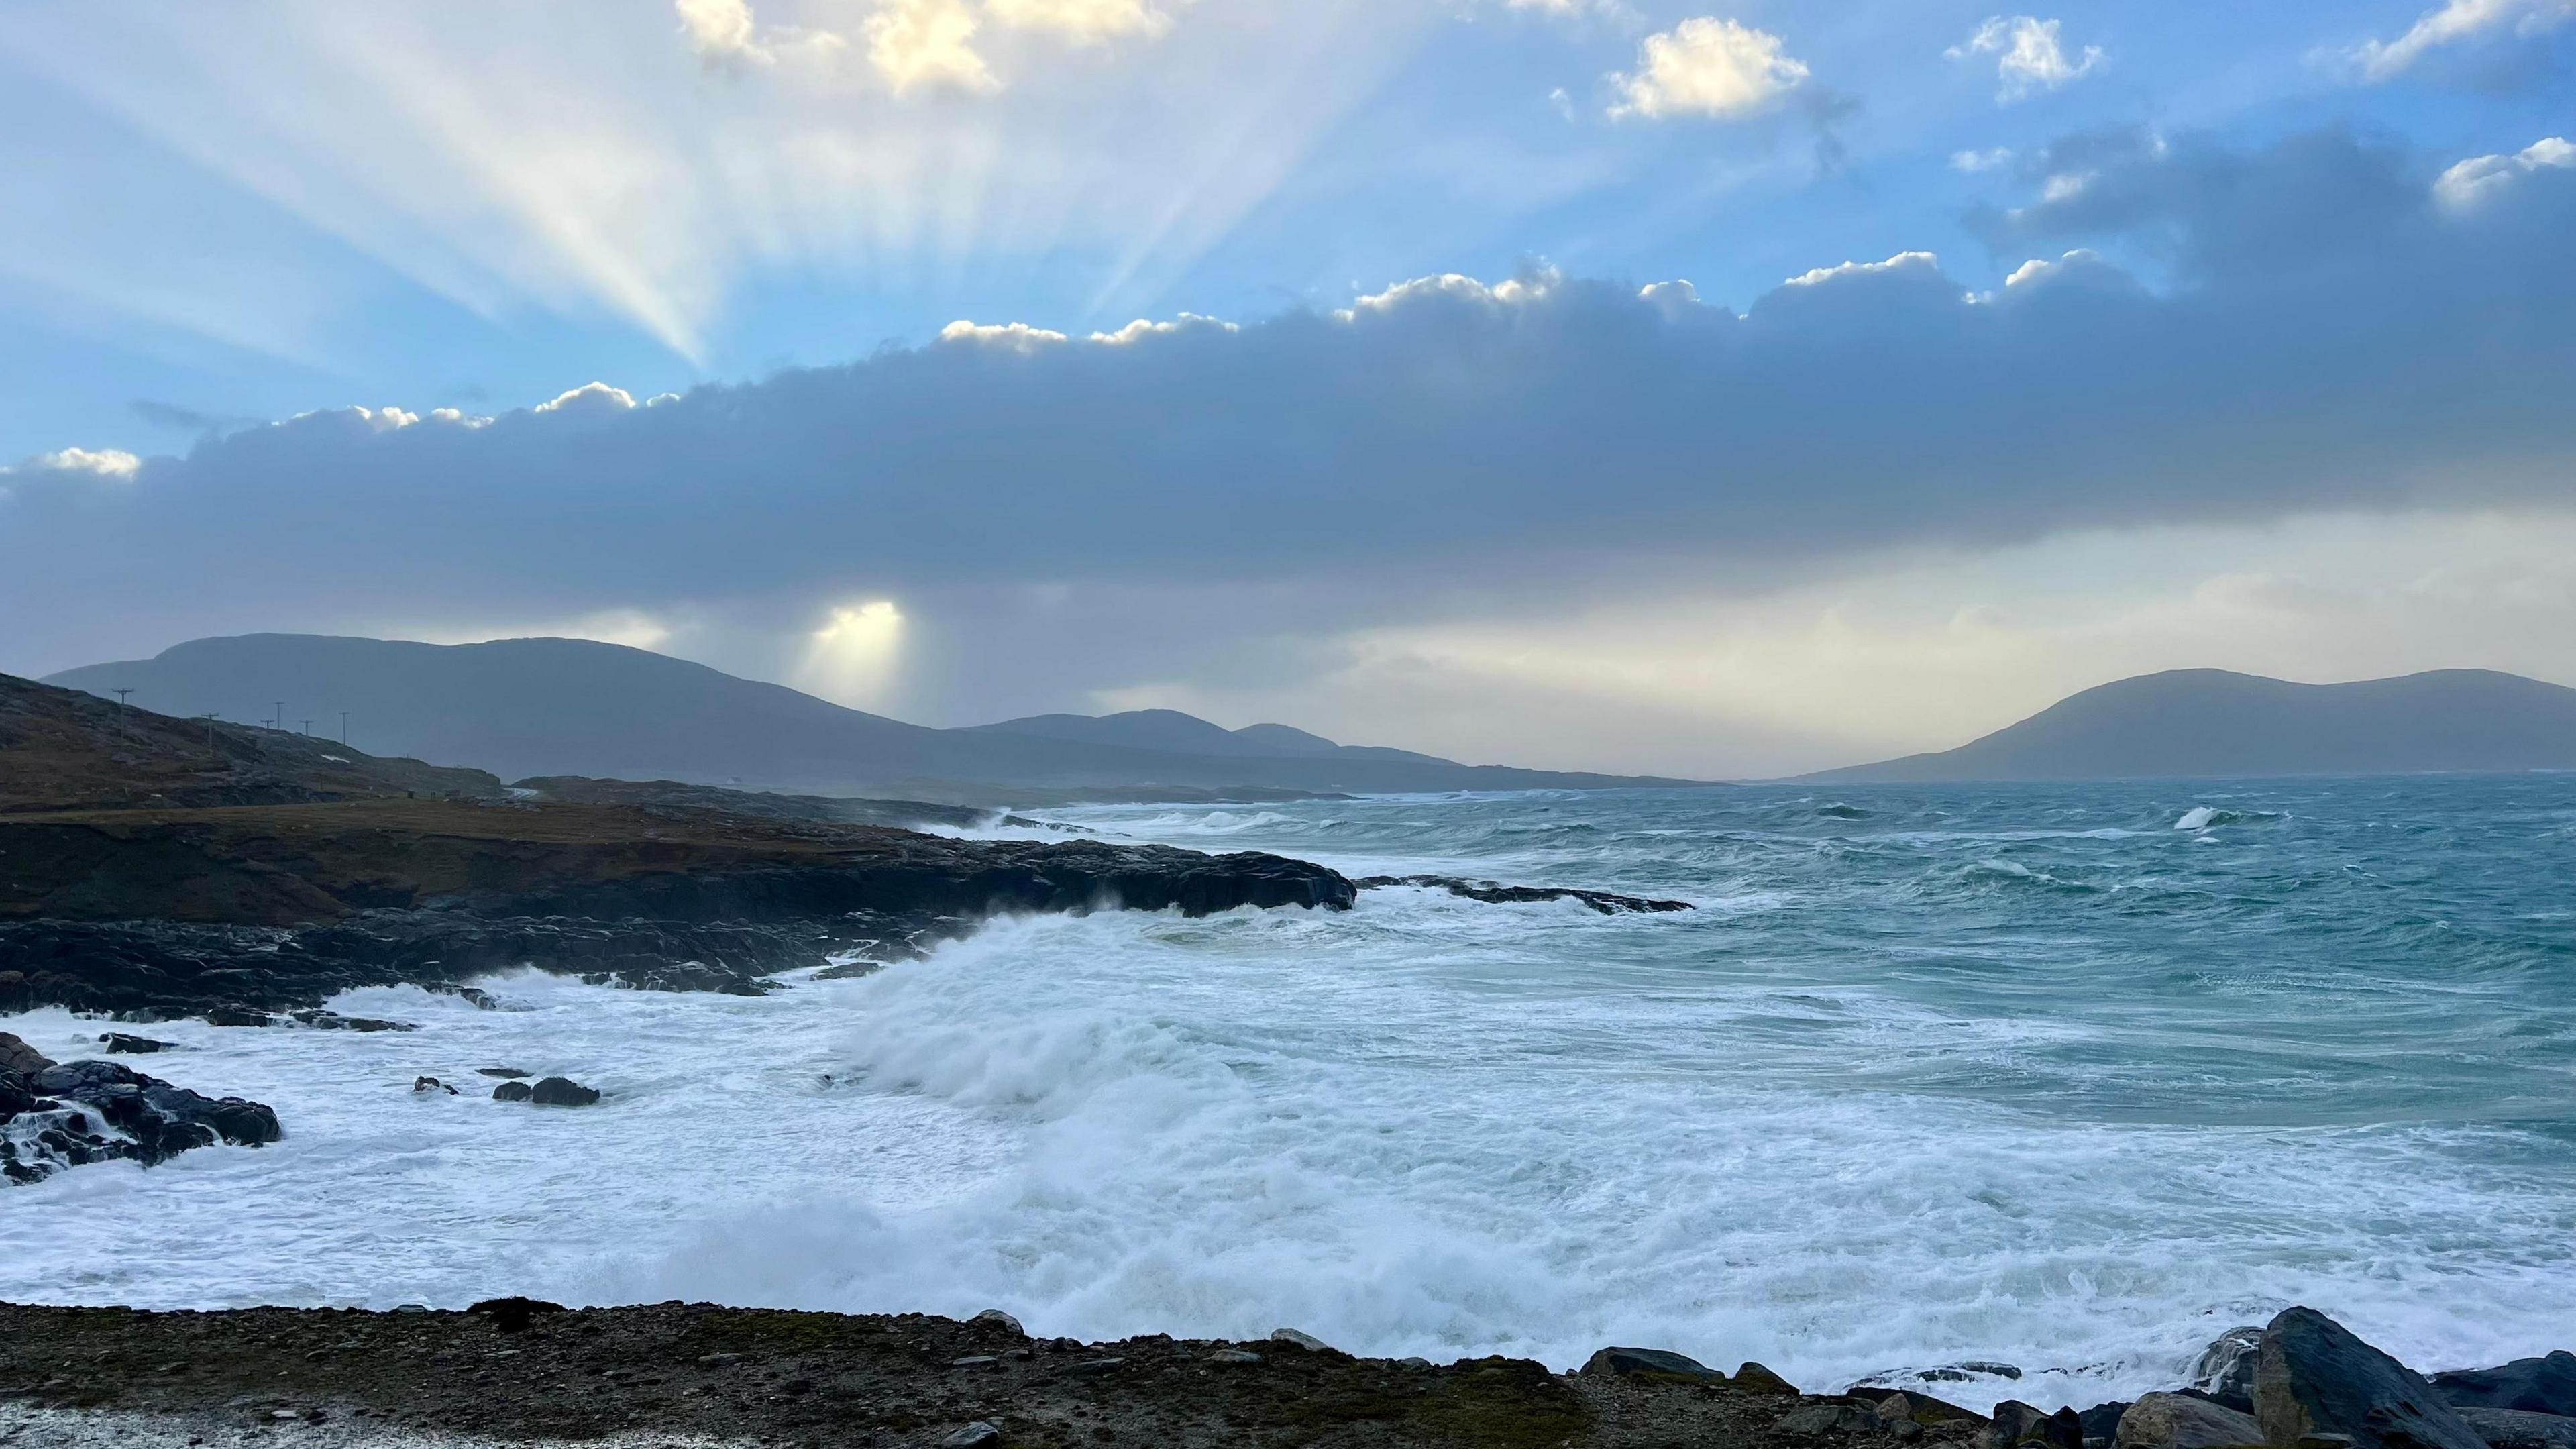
[112,688,133,708]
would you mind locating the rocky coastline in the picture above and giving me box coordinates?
[1,1301,2567,1449]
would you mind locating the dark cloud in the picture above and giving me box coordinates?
[6,126,2573,682]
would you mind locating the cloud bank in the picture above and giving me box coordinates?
[5,127,2575,739]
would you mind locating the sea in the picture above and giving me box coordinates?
[6,780,2574,1403]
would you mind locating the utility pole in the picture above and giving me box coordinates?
[301,719,313,736]
[273,702,285,731]
[339,712,350,745]
[198,714,221,758]
[113,688,133,709]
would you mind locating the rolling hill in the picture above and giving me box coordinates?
[44,635,1695,799]
[1808,668,2576,782]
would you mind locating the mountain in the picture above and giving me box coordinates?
[967,709,1450,765]
[44,635,1697,799]
[1809,668,2576,782]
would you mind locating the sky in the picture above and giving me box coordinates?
[2,0,2573,777]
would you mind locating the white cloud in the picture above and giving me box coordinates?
[2,447,145,481]
[987,0,1180,44]
[1781,251,1937,288]
[1949,15,2104,101]
[1951,146,2015,172]
[676,0,765,64]
[938,319,1069,350]
[1087,313,1237,344]
[2435,136,2576,208]
[533,382,641,414]
[2350,0,2576,80]
[1607,17,1807,121]
[865,0,998,92]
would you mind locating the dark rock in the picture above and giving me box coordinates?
[290,1010,415,1032]
[527,1076,600,1107]
[942,1424,1000,1448]
[98,1033,177,1054]
[2194,1328,2267,1411]
[474,1067,532,1079]
[2431,1352,2576,1416]
[0,1032,49,1075]
[1580,1346,1730,1383]
[1782,1402,1886,1436]
[968,1309,1025,1336]
[2456,1408,2576,1449]
[466,1298,566,1334]
[2081,1403,2135,1441]
[1355,875,1692,914]
[202,1006,278,1028]
[411,1077,459,1095]
[1986,1401,2084,1449]
[1880,1392,1989,1427]
[491,1081,533,1102]
[2253,1307,2485,1449]
[3,1059,279,1185]
[1269,1328,1329,1352]
[1735,1362,1805,1396]
[2116,1391,2265,1449]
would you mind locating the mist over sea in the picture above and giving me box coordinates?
[7,782,2573,1399]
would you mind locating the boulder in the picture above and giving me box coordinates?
[491,1081,533,1102]
[969,1309,1026,1336]
[411,1077,459,1095]
[2455,1409,2576,1449]
[466,1297,566,1333]
[1581,1346,1730,1383]
[1986,1401,2084,1449]
[527,1076,600,1107]
[99,1033,177,1054]
[2082,1402,2135,1444]
[474,1067,532,1079]
[2116,1391,2265,1449]
[1269,1328,1330,1352]
[1782,1401,1887,1436]
[2194,1328,2267,1412]
[1735,1362,1804,1395]
[2431,1352,2576,1417]
[2253,1307,2485,1449]
[0,1032,51,1075]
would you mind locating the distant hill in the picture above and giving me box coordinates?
[45,635,1697,799]
[967,708,1451,765]
[1809,668,2576,782]
[0,671,500,814]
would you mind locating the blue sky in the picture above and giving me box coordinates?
[3,0,2573,773]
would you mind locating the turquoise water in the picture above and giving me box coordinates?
[6,778,2571,1401]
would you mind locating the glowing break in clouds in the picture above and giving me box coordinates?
[801,600,906,708]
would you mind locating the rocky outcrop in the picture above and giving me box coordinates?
[2113,1391,2263,1449]
[1356,875,1693,914]
[1,1058,280,1185]
[1986,1401,2085,1449]
[2253,1307,2486,1449]
[2458,1409,2576,1449]
[2192,1328,2265,1413]
[1582,1347,1733,1383]
[0,1031,47,1075]
[2431,1351,2576,1417]
[527,1076,600,1107]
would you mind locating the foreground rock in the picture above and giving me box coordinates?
[0,1302,1957,1449]
[2112,1391,2262,1449]
[2253,1307,2487,1449]
[1,1057,280,1185]
[0,798,1355,1024]
[2432,1352,2576,1417]
[1357,875,1693,914]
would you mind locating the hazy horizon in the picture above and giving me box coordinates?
[5,1,2574,777]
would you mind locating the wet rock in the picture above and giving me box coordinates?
[411,1077,459,1095]
[466,1298,566,1334]
[1581,1346,1731,1383]
[2080,1402,2135,1442]
[474,1067,531,1079]
[0,1032,51,1075]
[1210,1350,1263,1364]
[1878,1392,1990,1428]
[2431,1352,2576,1417]
[1354,875,1692,914]
[98,1033,176,1054]
[1986,1401,2084,1449]
[2192,1328,2266,1412]
[942,1424,1000,1448]
[2253,1307,2485,1449]
[2115,1391,2265,1449]
[491,1081,533,1102]
[1269,1328,1330,1352]
[527,1076,600,1107]
[3,1059,279,1185]
[202,1006,278,1027]
[1735,1362,1805,1396]
[2456,1408,2576,1449]
[290,1010,415,1032]
[969,1309,1025,1336]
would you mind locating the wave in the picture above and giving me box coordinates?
[1816,804,1873,820]
[2174,807,2285,831]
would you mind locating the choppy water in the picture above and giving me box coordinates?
[6,780,2575,1402]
